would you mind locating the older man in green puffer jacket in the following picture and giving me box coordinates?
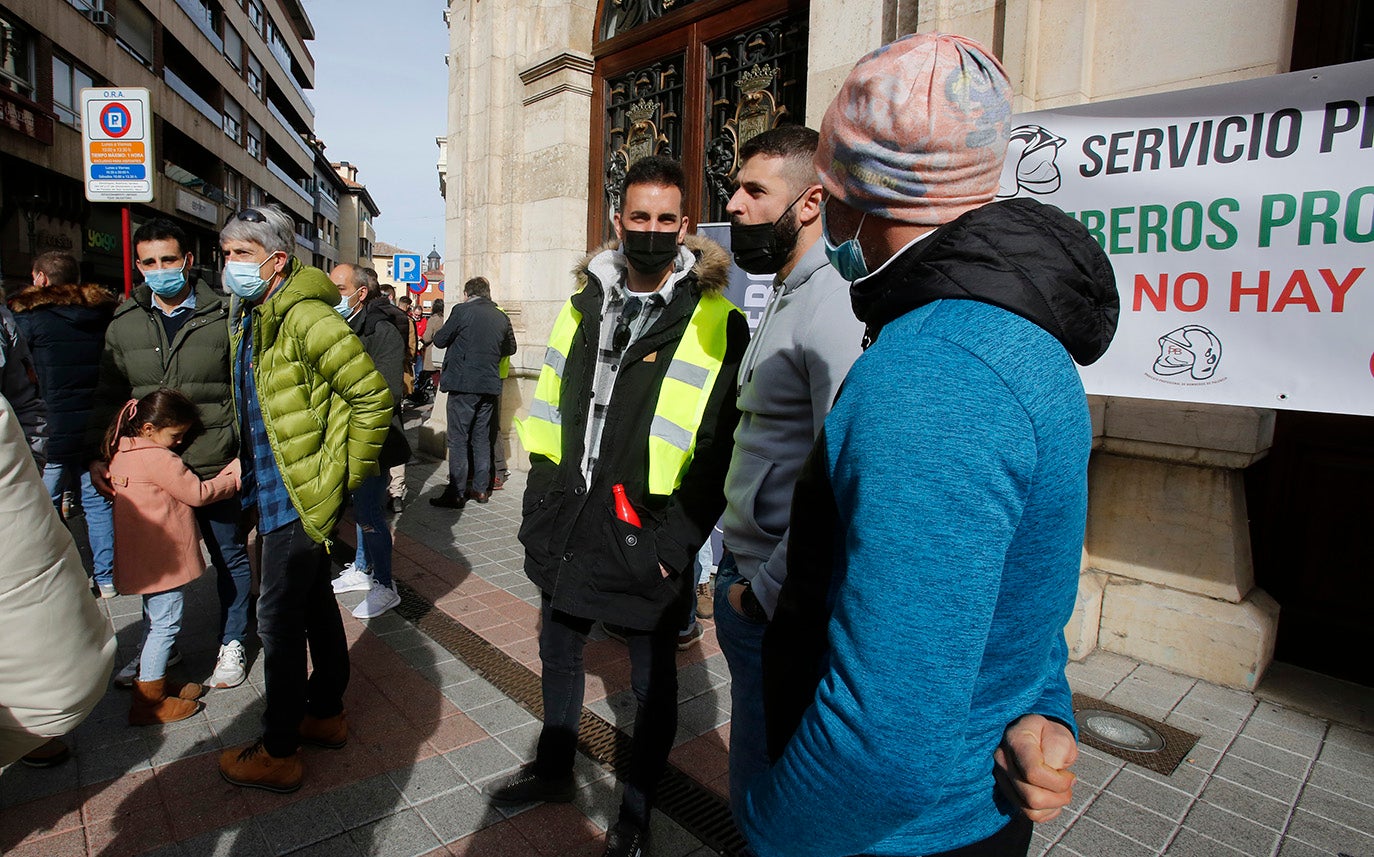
[214,204,392,795]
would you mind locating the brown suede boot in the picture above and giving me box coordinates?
[164,679,206,700]
[219,740,304,793]
[299,711,348,749]
[129,678,202,726]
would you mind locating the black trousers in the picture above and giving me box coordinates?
[445,392,495,494]
[257,518,350,757]
[534,595,679,829]
[858,812,1032,857]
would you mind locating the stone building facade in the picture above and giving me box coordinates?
[436,0,1373,690]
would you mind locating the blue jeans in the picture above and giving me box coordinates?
[714,554,769,836]
[196,495,253,645]
[351,474,392,587]
[42,461,114,587]
[138,587,185,681]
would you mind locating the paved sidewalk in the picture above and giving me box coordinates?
[1,439,1371,856]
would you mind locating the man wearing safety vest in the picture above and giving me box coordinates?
[496,155,748,857]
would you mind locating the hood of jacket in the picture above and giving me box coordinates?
[8,282,119,315]
[574,233,732,296]
[851,198,1119,366]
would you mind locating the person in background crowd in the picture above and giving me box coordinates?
[0,392,116,768]
[416,298,445,403]
[215,205,392,794]
[429,276,516,509]
[104,389,240,725]
[0,302,47,465]
[8,251,118,598]
[492,156,747,857]
[328,263,410,617]
[368,271,416,511]
[87,218,255,691]
[743,34,1117,857]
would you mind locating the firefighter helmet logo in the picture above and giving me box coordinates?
[996,124,1067,199]
[1153,325,1223,381]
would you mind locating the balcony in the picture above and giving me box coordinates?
[267,99,312,160]
[172,0,224,51]
[267,158,312,205]
[265,37,315,117]
[164,68,221,125]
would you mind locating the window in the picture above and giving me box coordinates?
[224,23,242,71]
[52,54,95,127]
[245,118,262,160]
[0,14,35,98]
[114,0,155,65]
[246,182,265,207]
[66,0,102,11]
[246,0,264,36]
[223,96,242,142]
[224,168,242,205]
[246,53,263,98]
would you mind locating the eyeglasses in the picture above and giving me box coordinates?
[612,296,644,353]
[231,209,266,224]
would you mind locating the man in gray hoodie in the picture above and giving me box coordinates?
[717,125,866,829]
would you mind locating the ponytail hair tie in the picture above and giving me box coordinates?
[115,398,139,437]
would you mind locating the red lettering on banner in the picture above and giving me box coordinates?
[1174,272,1208,312]
[1134,273,1168,312]
[1321,267,1363,312]
[1273,270,1320,312]
[1230,270,1270,312]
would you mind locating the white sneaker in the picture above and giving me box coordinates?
[331,562,373,594]
[351,580,401,619]
[209,640,247,689]
[113,647,182,688]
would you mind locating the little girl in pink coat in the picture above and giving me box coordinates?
[105,389,240,725]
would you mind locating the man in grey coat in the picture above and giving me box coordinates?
[430,276,516,509]
[717,126,866,829]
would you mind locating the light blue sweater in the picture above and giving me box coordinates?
[742,298,1089,856]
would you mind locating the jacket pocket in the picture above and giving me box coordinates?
[724,447,788,542]
[596,501,664,597]
[518,480,562,569]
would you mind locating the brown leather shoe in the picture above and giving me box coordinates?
[129,679,202,726]
[219,740,303,793]
[299,711,348,749]
[468,491,490,504]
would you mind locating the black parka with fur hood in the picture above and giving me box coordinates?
[519,235,749,631]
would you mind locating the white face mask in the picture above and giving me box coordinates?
[223,254,278,301]
[335,290,361,319]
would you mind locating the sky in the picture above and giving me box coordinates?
[300,0,449,259]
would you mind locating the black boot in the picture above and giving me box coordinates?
[428,487,466,509]
[486,764,575,804]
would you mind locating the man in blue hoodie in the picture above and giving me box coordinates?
[743,34,1119,857]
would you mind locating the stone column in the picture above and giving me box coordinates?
[1069,398,1280,689]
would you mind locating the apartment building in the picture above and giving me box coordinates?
[0,0,334,284]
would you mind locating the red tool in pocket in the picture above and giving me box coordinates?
[612,483,641,528]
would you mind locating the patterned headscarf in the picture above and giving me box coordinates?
[815,33,1013,226]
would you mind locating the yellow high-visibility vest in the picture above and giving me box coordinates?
[515,291,738,495]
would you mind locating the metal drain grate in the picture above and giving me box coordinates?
[1072,693,1200,776]
[388,579,750,856]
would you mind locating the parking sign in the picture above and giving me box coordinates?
[81,87,153,203]
[393,254,421,283]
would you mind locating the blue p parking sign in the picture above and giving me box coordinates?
[393,254,422,283]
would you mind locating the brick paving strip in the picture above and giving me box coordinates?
[2,455,1371,857]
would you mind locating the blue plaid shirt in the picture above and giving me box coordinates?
[236,322,299,534]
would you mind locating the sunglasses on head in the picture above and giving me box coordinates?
[612,297,644,353]
[231,209,266,224]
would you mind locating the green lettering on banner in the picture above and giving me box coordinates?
[1258,194,1297,248]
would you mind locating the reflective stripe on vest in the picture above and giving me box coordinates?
[514,299,581,465]
[515,292,739,495]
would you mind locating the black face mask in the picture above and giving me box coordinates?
[729,189,808,275]
[621,229,680,276]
